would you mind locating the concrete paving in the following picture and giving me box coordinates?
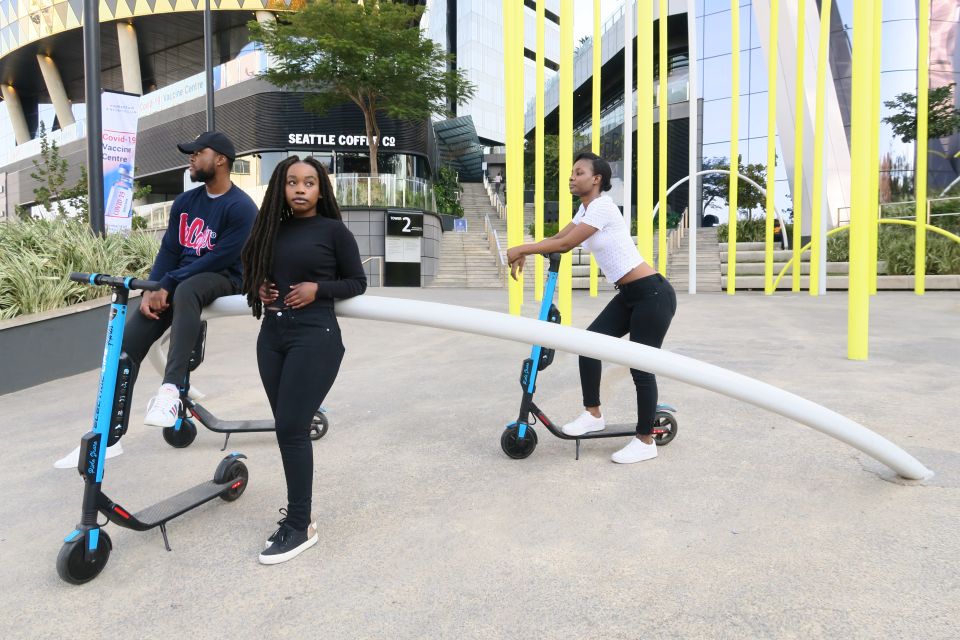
[1,287,958,639]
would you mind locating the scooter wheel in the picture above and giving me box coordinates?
[56,531,112,585]
[501,425,538,459]
[309,411,329,441]
[214,457,248,502]
[652,411,678,446]
[162,418,197,448]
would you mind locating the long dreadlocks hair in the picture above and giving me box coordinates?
[241,155,343,319]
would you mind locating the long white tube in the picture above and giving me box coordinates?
[149,295,932,480]
[654,169,791,249]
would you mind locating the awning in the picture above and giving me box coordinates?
[432,116,483,181]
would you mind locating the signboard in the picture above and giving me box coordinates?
[384,211,423,286]
[101,91,141,235]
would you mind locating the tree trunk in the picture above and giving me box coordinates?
[362,106,380,178]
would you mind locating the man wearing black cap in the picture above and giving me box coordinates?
[125,131,259,429]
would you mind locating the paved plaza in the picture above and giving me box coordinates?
[1,288,958,639]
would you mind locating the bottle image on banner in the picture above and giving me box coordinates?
[105,163,134,219]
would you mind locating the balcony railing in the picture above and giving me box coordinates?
[333,174,437,212]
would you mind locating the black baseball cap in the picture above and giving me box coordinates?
[177,131,236,161]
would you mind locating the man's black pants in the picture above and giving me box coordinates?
[122,271,238,388]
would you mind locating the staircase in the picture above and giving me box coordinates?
[666,228,723,292]
[429,183,506,288]
[719,242,887,290]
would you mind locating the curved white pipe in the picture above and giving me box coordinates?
[656,170,791,250]
[150,295,932,480]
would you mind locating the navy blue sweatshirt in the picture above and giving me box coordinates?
[149,184,258,292]
[270,215,367,308]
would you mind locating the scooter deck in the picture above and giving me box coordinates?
[101,479,235,529]
[189,403,274,433]
[545,424,637,440]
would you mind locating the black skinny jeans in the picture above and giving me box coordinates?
[579,273,677,435]
[122,271,238,387]
[257,306,345,531]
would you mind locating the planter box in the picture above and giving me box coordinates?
[0,296,116,396]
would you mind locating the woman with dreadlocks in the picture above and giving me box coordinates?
[241,155,366,565]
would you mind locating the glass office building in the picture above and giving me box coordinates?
[423,0,561,145]
[528,0,960,230]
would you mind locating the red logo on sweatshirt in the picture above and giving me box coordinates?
[178,213,217,255]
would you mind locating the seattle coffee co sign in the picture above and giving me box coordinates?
[287,133,398,147]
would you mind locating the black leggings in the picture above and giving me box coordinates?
[257,306,344,531]
[122,271,238,386]
[579,274,677,435]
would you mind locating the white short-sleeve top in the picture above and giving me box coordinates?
[572,193,645,283]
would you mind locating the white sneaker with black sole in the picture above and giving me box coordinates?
[259,522,318,565]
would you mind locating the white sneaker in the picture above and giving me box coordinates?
[54,441,123,469]
[144,384,182,427]
[561,411,606,436]
[611,437,658,464]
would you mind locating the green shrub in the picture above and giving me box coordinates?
[717,220,793,243]
[825,226,960,275]
[0,218,159,320]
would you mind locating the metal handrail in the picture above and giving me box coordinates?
[361,256,383,287]
[484,214,507,282]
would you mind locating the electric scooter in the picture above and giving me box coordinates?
[159,320,329,451]
[57,273,249,585]
[500,254,679,460]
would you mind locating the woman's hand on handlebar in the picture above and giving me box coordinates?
[506,246,527,281]
[259,280,279,305]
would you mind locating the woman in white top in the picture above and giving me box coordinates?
[506,152,677,464]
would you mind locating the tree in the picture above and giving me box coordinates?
[701,156,769,220]
[250,0,475,177]
[523,134,561,201]
[26,122,82,219]
[882,83,960,143]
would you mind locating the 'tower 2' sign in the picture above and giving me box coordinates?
[287,133,397,147]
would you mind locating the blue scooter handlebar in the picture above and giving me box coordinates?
[69,272,162,291]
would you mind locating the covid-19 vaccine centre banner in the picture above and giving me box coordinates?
[101,91,140,235]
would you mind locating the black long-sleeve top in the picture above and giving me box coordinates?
[270,215,367,308]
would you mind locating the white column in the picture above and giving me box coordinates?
[0,85,31,145]
[687,0,699,293]
[752,0,850,229]
[116,22,143,95]
[36,55,75,128]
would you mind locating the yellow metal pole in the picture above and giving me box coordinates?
[916,0,930,294]
[559,0,573,324]
[868,2,882,295]
[657,0,668,273]
[848,0,874,360]
[504,0,523,315]
[589,0,601,297]
[728,0,740,294]
[535,0,546,301]
[764,0,779,295]
[637,0,654,262]
[809,0,832,296]
[791,0,805,292]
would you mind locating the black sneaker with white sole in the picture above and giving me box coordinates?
[259,522,318,565]
[265,510,317,549]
